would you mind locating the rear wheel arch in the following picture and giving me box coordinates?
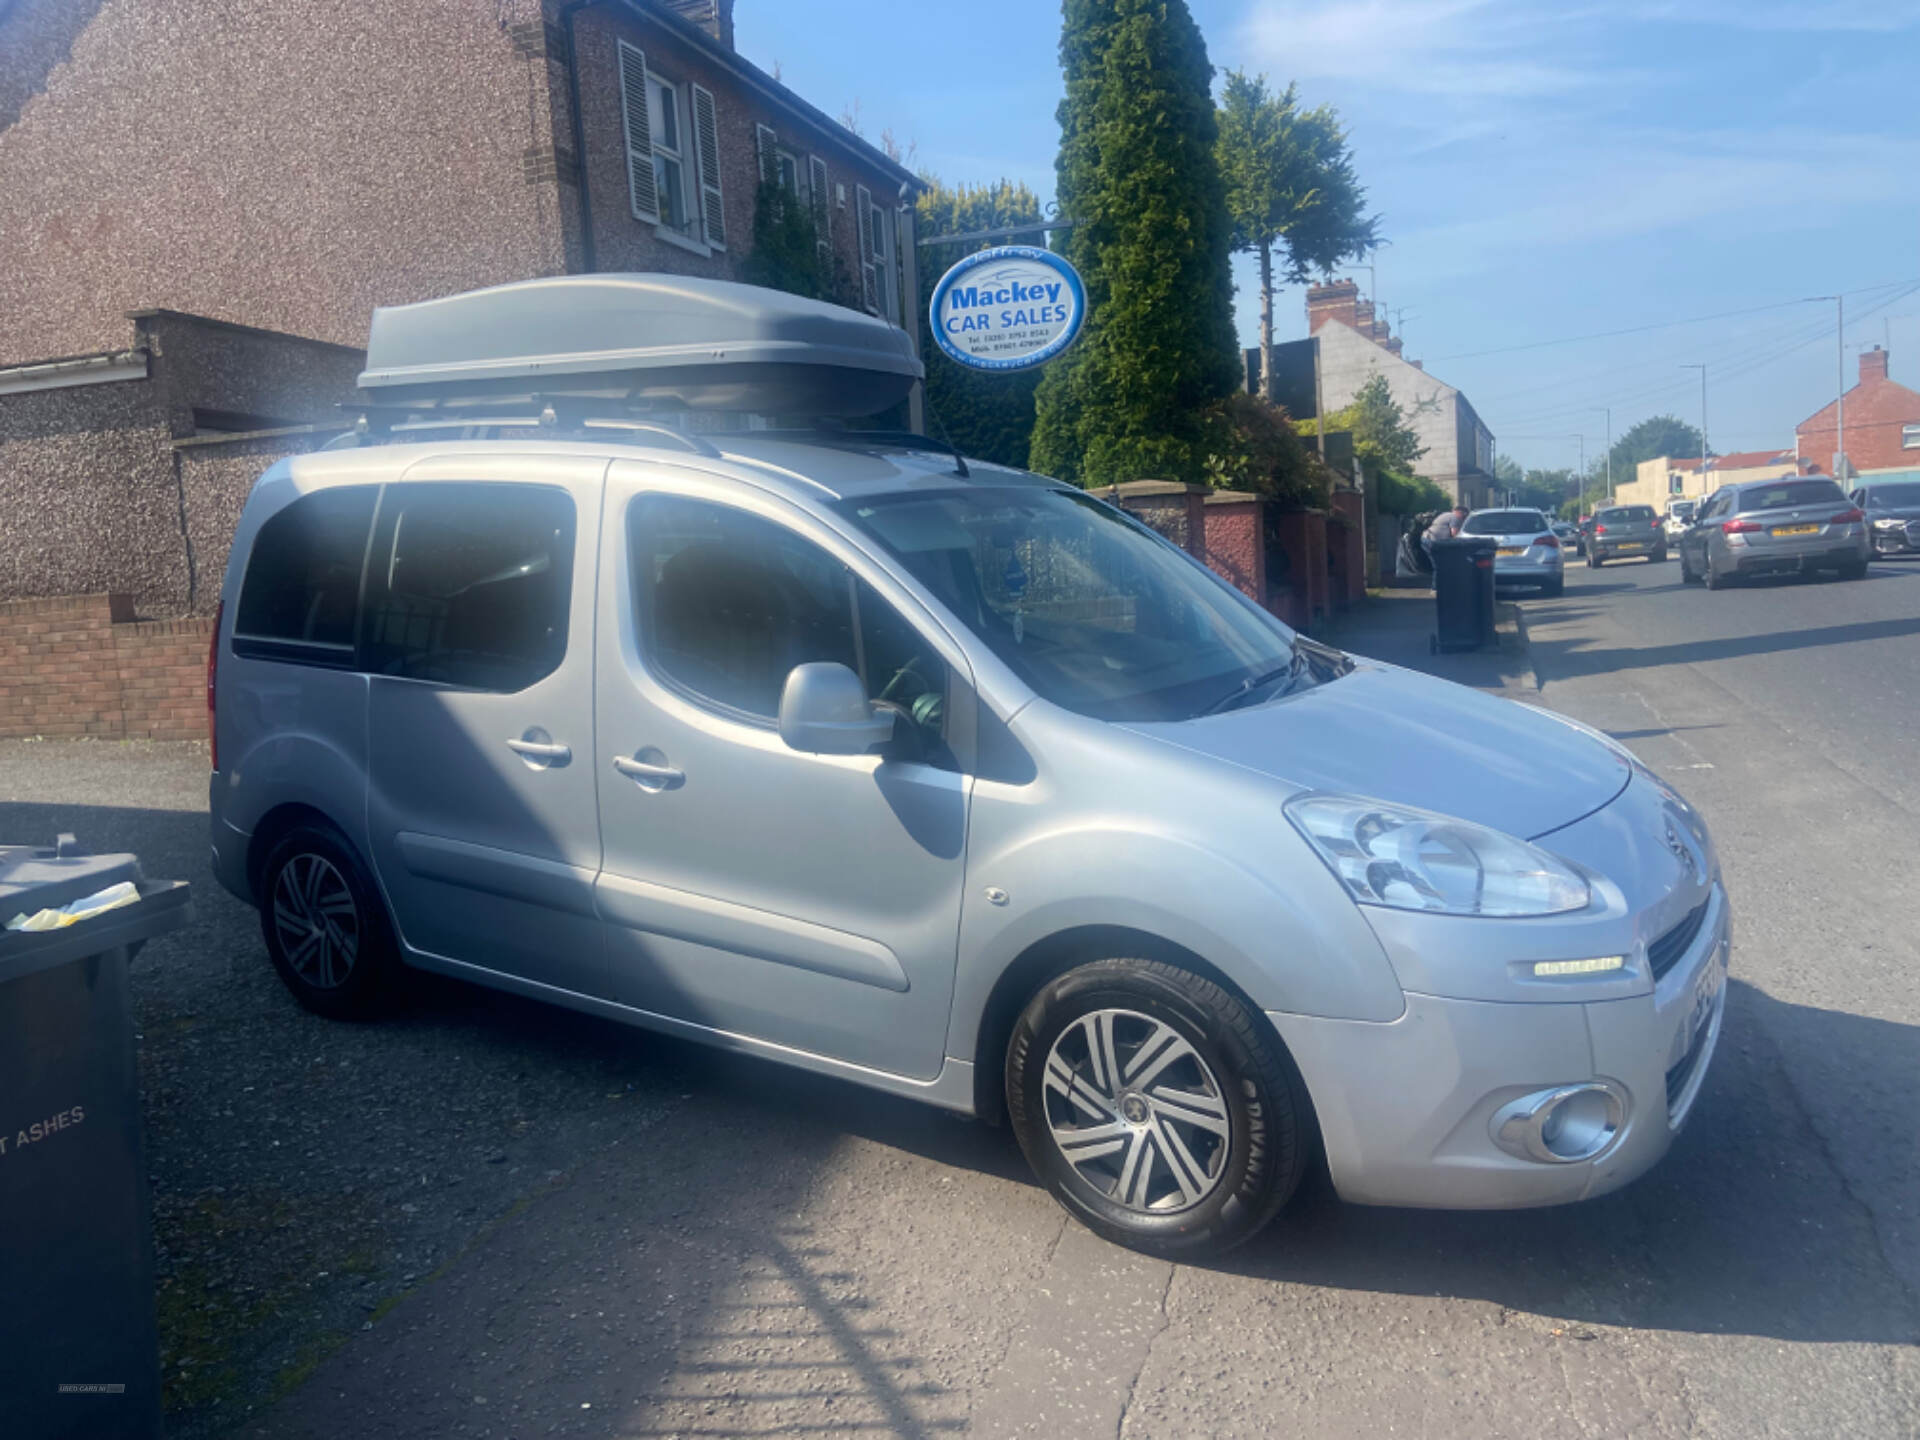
[245,802,357,903]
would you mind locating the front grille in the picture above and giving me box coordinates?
[1648,900,1708,982]
[1666,1021,1707,1111]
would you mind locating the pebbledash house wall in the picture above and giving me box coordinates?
[0,312,364,617]
[0,0,568,364]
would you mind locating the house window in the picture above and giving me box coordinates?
[864,190,898,322]
[1904,423,1920,450]
[775,148,801,198]
[647,75,691,234]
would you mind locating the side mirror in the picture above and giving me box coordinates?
[778,662,896,755]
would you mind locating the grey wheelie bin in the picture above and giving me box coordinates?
[1,836,192,1440]
[1430,535,1498,653]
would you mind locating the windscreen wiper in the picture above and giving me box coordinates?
[1198,659,1298,717]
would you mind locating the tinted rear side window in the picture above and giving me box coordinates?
[1740,480,1845,512]
[361,483,575,692]
[235,485,378,653]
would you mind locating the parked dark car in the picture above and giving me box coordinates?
[1678,477,1869,588]
[1853,479,1920,559]
[1587,504,1666,565]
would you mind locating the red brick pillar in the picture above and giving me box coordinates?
[1199,493,1265,604]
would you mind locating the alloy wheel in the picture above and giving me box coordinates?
[1043,1008,1231,1214]
[271,853,361,989]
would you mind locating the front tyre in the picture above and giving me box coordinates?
[1006,959,1307,1258]
[259,823,397,1020]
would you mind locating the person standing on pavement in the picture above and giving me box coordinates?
[1423,504,1470,585]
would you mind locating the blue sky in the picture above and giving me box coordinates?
[737,1,1920,474]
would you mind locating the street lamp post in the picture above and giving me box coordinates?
[1594,407,1612,501]
[1680,364,1708,493]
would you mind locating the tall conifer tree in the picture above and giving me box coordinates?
[1029,0,1240,486]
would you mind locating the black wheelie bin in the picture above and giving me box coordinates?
[0,836,191,1440]
[1430,535,1499,653]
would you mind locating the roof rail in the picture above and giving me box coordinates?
[333,396,722,459]
[759,425,970,478]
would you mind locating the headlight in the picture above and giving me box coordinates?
[1286,794,1590,917]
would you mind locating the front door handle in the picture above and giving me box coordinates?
[612,753,685,789]
[506,737,572,762]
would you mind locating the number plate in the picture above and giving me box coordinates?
[1496,547,1524,557]
[1772,524,1819,536]
[1617,541,1645,551]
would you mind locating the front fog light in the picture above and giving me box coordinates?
[1492,1082,1626,1164]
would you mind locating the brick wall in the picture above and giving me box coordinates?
[0,593,211,741]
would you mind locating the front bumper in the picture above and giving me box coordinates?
[1871,520,1920,555]
[1269,887,1728,1208]
[1269,765,1730,1209]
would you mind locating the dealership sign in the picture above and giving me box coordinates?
[928,246,1086,372]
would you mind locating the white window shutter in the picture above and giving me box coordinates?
[809,155,831,269]
[856,184,877,314]
[755,123,777,186]
[691,84,726,249]
[616,42,659,223]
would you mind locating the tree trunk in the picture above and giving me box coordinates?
[1258,239,1275,404]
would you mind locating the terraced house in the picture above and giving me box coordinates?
[0,0,921,652]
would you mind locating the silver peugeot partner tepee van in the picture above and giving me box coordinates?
[210,276,1729,1256]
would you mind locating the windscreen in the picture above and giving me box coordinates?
[1866,483,1920,508]
[837,486,1294,722]
[1597,506,1655,523]
[1462,511,1546,535]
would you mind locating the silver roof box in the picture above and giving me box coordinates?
[357,274,921,417]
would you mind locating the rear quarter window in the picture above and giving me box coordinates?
[234,485,378,655]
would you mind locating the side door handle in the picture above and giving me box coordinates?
[612,753,685,790]
[506,737,572,762]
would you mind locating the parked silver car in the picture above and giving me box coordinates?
[1587,504,1667,565]
[207,276,1731,1257]
[1678,477,1869,588]
[1462,507,1565,596]
[1853,479,1920,559]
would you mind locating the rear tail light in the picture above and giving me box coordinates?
[207,599,221,771]
[1593,524,1608,535]
[1538,534,1559,549]
[1831,507,1863,524]
[1722,518,1763,534]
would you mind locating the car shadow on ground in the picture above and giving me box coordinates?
[10,795,1917,1437]
[1528,614,1920,681]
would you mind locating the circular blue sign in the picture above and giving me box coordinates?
[928,245,1086,373]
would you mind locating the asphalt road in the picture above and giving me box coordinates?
[2,551,1916,1439]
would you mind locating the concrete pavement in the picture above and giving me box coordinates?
[3,554,1916,1438]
